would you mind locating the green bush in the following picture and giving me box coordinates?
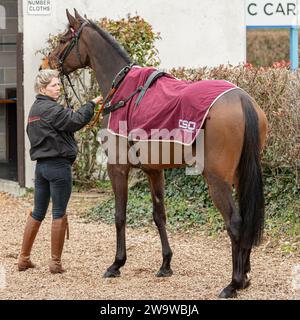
[99,15,161,67]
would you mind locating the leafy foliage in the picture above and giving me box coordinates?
[99,15,161,67]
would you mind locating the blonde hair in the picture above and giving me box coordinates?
[34,69,60,94]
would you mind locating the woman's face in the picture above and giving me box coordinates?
[40,77,61,100]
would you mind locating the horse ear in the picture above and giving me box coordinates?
[66,9,78,28]
[74,8,85,22]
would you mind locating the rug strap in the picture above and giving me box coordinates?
[134,70,166,108]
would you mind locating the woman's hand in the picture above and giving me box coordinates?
[91,95,102,105]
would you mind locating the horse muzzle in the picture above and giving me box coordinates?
[39,57,51,70]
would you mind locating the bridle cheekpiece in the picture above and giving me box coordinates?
[57,21,88,108]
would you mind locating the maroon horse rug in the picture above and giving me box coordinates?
[107,66,238,145]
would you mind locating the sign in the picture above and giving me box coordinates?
[246,1,299,70]
[27,0,51,15]
[246,0,300,26]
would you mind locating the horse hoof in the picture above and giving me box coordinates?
[156,268,173,277]
[219,286,237,299]
[103,269,121,278]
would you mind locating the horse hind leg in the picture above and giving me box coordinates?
[221,246,252,298]
[205,173,242,243]
[144,168,173,277]
[204,172,250,298]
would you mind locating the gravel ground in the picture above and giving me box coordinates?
[0,191,299,300]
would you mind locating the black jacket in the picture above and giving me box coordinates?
[27,95,95,163]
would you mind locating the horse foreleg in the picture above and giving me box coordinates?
[103,164,130,278]
[145,169,173,277]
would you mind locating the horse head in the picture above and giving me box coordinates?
[41,9,90,74]
[41,9,131,96]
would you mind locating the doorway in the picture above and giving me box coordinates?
[0,0,18,182]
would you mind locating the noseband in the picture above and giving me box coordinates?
[57,21,88,108]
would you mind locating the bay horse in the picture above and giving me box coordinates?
[43,9,268,298]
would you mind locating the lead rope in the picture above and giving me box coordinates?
[86,87,117,129]
[86,64,135,128]
[65,73,83,106]
[60,74,73,109]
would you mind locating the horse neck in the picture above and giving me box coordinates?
[85,29,130,97]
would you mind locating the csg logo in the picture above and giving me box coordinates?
[179,119,196,132]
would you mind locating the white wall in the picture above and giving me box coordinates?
[22,0,246,187]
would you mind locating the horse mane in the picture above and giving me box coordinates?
[87,19,131,64]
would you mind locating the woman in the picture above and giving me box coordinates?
[18,69,101,273]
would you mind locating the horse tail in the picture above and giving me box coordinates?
[237,93,265,248]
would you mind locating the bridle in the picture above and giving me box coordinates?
[56,21,88,108]
[54,20,134,128]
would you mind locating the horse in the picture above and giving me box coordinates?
[42,9,268,298]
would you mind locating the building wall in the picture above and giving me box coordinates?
[22,0,246,187]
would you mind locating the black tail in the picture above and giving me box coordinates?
[237,94,265,248]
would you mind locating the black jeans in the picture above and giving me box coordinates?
[32,158,72,221]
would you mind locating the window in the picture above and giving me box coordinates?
[0,5,6,30]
